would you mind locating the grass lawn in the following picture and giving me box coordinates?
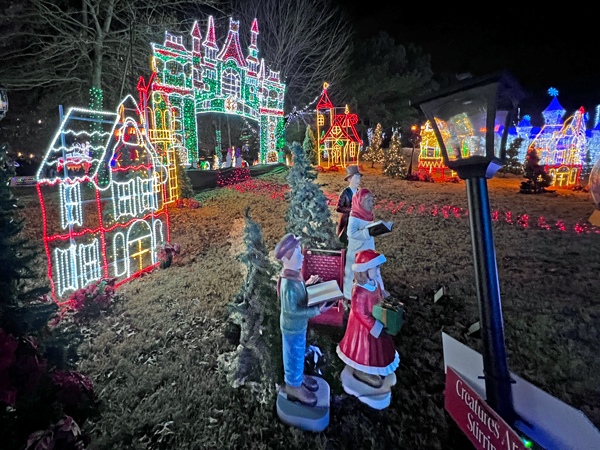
[16,165,600,449]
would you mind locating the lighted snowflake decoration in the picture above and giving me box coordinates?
[548,87,559,97]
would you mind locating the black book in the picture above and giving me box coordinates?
[367,220,393,236]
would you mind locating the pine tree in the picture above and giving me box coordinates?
[302,125,318,166]
[218,207,282,403]
[382,130,408,178]
[0,147,54,336]
[174,150,194,199]
[500,137,524,175]
[363,123,383,168]
[520,148,552,194]
[285,142,339,249]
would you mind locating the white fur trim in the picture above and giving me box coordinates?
[352,254,386,272]
[355,280,377,292]
[370,320,384,338]
[336,346,400,376]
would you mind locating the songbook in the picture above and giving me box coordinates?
[366,220,393,236]
[306,280,344,307]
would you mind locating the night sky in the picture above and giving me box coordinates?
[340,2,600,125]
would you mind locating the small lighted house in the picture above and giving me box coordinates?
[527,91,586,186]
[36,96,170,301]
[418,121,455,178]
[316,83,362,168]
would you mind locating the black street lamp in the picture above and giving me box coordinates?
[414,72,524,422]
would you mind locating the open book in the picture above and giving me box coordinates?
[367,220,393,236]
[306,280,344,307]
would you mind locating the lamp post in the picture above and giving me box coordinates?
[414,72,524,422]
[408,125,420,175]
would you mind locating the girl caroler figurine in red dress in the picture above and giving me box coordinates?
[337,249,399,402]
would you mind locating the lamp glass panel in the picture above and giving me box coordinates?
[427,84,500,161]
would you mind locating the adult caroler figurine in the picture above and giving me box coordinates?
[343,189,389,300]
[337,249,399,408]
[336,166,363,246]
[275,233,331,406]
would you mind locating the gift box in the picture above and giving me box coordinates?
[372,299,404,336]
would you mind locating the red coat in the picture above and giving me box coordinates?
[337,283,399,376]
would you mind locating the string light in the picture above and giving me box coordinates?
[37,96,172,301]
[149,15,286,168]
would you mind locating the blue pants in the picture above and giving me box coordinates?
[282,331,306,387]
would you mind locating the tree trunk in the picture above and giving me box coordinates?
[92,43,103,89]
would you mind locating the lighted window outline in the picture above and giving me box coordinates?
[126,220,154,277]
[54,244,78,296]
[113,179,137,220]
[153,219,165,260]
[113,232,127,277]
[317,114,325,126]
[137,177,156,214]
[60,182,83,229]
[222,68,241,98]
[78,239,102,286]
[166,60,182,76]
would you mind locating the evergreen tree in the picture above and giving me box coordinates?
[520,148,552,194]
[500,137,524,175]
[382,129,408,178]
[285,142,339,249]
[302,125,318,166]
[174,150,194,199]
[0,147,54,336]
[218,207,281,403]
[363,123,383,168]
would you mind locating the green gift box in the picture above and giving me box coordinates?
[372,299,404,336]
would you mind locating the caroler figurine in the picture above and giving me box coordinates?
[343,188,390,300]
[337,249,399,410]
[274,233,332,432]
[336,165,363,246]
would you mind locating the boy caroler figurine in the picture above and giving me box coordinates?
[275,233,332,406]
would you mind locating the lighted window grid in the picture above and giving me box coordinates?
[60,182,83,229]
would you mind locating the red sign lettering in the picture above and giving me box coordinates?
[445,366,527,450]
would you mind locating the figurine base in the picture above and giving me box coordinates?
[341,366,396,410]
[276,377,330,432]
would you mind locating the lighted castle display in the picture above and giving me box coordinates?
[149,16,286,175]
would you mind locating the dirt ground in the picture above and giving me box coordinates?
[15,165,600,449]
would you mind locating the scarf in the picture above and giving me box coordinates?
[350,188,374,222]
[276,268,304,297]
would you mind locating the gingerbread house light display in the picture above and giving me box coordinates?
[316,83,362,168]
[36,96,171,302]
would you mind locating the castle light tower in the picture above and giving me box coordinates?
[191,21,202,53]
[202,16,219,65]
[247,19,260,75]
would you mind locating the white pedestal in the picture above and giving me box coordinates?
[276,376,330,432]
[341,366,396,410]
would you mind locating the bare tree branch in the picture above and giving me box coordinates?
[232,0,353,108]
[0,0,222,107]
